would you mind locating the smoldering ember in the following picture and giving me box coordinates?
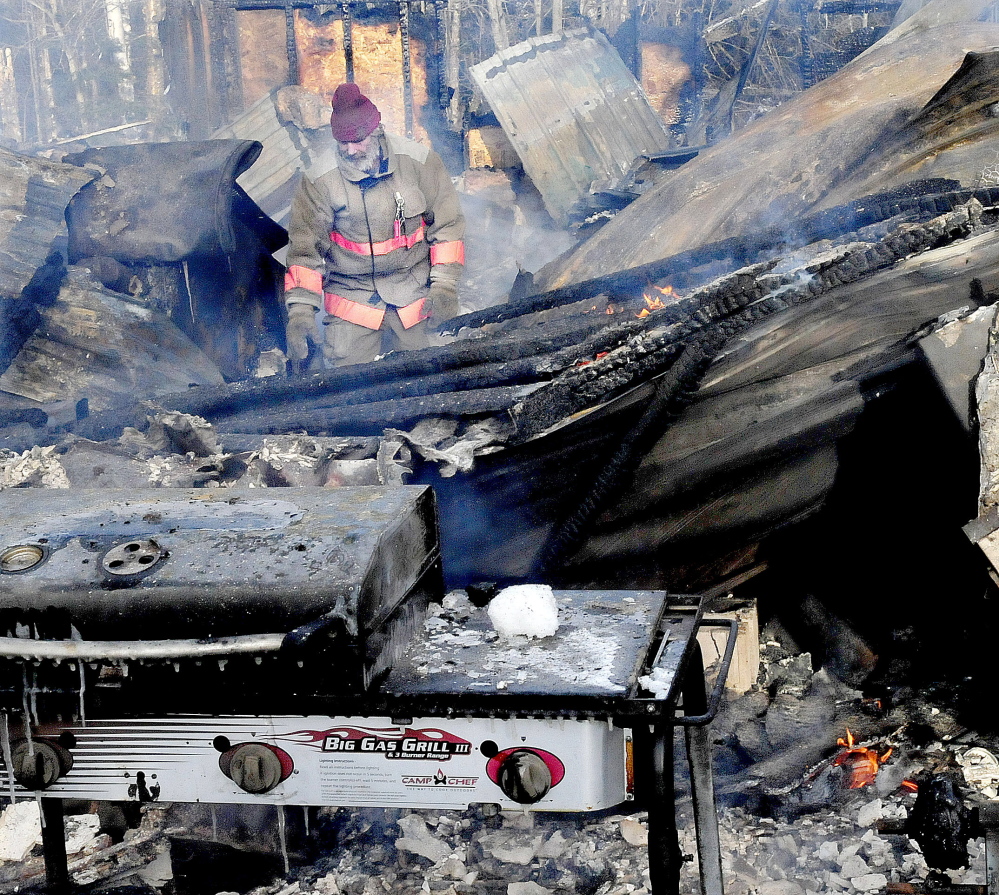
[2,1,999,894]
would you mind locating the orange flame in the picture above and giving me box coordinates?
[833,728,893,789]
[638,284,675,318]
[837,728,856,748]
[574,350,610,368]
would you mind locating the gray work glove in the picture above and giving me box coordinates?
[285,302,319,362]
[424,281,459,329]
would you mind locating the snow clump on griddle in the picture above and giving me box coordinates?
[487,584,560,639]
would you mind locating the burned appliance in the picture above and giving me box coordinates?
[0,487,734,895]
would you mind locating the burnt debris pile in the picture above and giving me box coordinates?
[2,183,998,589]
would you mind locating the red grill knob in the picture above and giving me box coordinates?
[219,743,292,794]
[496,749,552,804]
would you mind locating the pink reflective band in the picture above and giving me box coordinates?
[430,241,465,265]
[324,293,385,330]
[285,265,323,294]
[397,297,427,329]
[331,224,426,256]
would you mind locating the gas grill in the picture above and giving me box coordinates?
[0,487,735,895]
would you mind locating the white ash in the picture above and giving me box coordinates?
[233,786,978,895]
[0,803,102,866]
[0,764,988,895]
[0,802,41,863]
[412,591,622,692]
[0,446,70,490]
[488,585,560,640]
[638,666,672,698]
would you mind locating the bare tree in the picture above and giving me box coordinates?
[0,48,21,143]
[3,0,141,142]
[486,0,511,49]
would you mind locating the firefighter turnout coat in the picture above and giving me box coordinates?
[284,131,465,332]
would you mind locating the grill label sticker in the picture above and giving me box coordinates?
[290,725,473,761]
[402,771,479,788]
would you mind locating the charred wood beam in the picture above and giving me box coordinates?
[441,185,999,334]
[218,314,657,426]
[342,1,355,82]
[725,0,781,135]
[433,0,448,110]
[399,0,414,138]
[49,201,988,449]
[285,2,300,86]
[58,312,650,441]
[512,200,987,441]
[533,202,988,570]
[538,331,723,574]
[220,349,575,426]
[215,385,528,436]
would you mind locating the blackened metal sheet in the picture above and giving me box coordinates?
[384,590,669,698]
[64,140,286,262]
[470,27,671,227]
[0,486,439,640]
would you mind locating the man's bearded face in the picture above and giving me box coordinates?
[338,132,381,174]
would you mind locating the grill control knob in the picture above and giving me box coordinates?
[496,749,552,804]
[219,743,292,794]
[11,740,73,790]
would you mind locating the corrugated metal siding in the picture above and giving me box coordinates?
[471,27,671,227]
[212,91,317,227]
[0,150,95,375]
[0,151,93,298]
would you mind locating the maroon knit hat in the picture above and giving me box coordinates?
[330,83,381,142]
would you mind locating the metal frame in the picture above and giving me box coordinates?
[13,603,736,895]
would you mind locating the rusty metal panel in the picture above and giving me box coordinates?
[470,27,671,227]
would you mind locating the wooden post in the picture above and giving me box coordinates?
[284,1,300,85]
[443,0,462,129]
[105,0,136,104]
[399,0,413,138]
[27,12,57,144]
[341,1,355,83]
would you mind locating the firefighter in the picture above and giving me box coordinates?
[283,83,466,368]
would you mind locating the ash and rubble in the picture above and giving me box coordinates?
[0,596,995,895]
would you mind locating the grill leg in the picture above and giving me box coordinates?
[39,797,70,892]
[636,723,683,895]
[683,642,725,895]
